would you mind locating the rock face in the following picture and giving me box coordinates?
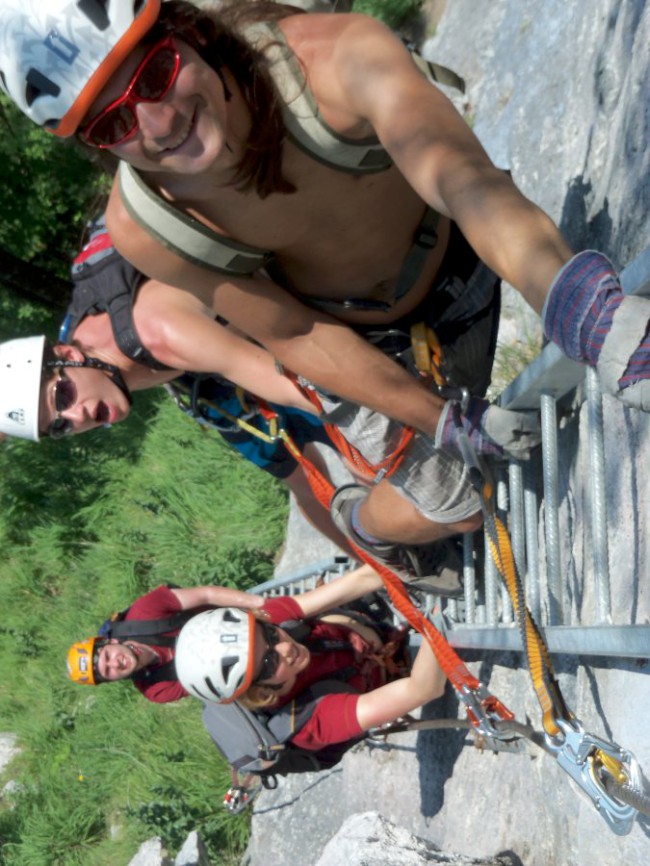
[314,812,521,866]
[126,832,212,866]
[246,2,650,866]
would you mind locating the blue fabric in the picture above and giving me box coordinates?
[176,375,330,479]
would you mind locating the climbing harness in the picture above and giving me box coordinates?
[284,372,416,484]
[165,377,280,443]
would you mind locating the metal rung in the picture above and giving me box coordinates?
[499,246,650,410]
[421,625,650,658]
[255,556,349,594]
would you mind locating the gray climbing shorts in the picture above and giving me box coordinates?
[316,227,500,523]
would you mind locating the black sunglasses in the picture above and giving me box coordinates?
[253,622,282,685]
[46,367,77,439]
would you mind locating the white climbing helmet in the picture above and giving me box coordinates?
[175,608,257,704]
[0,0,161,136]
[0,335,46,441]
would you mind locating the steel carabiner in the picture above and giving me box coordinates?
[544,717,642,835]
[457,682,515,741]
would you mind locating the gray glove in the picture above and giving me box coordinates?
[435,396,542,460]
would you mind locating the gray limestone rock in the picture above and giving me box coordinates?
[315,812,521,866]
[174,832,212,866]
[126,837,173,866]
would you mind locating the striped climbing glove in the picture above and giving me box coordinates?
[435,396,541,460]
[543,251,650,411]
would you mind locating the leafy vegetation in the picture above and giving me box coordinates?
[352,0,424,30]
[0,391,288,865]
[0,94,109,281]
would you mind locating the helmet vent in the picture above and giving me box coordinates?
[222,609,241,624]
[220,657,239,682]
[77,0,110,31]
[204,676,224,698]
[25,69,60,107]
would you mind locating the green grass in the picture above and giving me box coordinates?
[352,0,424,30]
[487,326,543,401]
[0,391,288,865]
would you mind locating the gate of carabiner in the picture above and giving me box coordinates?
[545,717,643,835]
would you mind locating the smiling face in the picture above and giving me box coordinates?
[96,639,157,682]
[81,37,237,176]
[251,623,311,693]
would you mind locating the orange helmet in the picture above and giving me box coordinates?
[67,637,105,686]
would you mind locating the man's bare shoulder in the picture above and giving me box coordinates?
[278,12,400,131]
[279,10,392,61]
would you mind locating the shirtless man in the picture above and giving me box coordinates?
[1,1,645,569]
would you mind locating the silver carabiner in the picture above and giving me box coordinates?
[457,683,513,742]
[544,717,641,835]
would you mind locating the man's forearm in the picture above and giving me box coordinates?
[266,319,446,437]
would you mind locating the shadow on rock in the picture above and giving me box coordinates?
[559,175,614,254]
[415,686,467,819]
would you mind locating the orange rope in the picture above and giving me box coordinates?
[280,427,514,727]
[281,376,416,483]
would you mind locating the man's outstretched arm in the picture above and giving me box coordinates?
[339,15,649,410]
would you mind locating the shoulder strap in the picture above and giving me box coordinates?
[245,21,392,174]
[104,609,196,647]
[265,677,359,745]
[134,659,177,685]
[409,46,465,94]
[63,216,172,371]
[202,700,283,772]
[117,162,273,276]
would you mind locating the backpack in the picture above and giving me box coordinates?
[59,214,173,371]
[200,593,409,812]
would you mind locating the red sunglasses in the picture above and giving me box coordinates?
[80,36,180,149]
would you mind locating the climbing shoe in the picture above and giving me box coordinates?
[330,484,464,598]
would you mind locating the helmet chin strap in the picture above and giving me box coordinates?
[46,354,133,408]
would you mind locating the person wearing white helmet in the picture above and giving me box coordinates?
[174,566,447,753]
[3,3,645,579]
[66,562,388,705]
[0,0,161,137]
[0,332,133,442]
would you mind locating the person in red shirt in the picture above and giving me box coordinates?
[66,583,265,703]
[66,563,394,708]
[175,567,447,752]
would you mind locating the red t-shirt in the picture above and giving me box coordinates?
[126,585,194,704]
[263,596,389,752]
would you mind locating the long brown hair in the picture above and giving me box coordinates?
[151,1,306,198]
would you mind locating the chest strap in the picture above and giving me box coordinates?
[118,163,273,276]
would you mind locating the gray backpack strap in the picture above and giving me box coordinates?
[202,701,281,775]
[201,679,358,776]
[117,162,272,275]
[265,678,358,745]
